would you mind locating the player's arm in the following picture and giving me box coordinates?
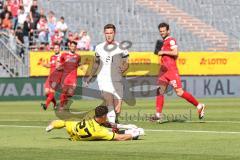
[102,122,137,129]
[158,47,178,57]
[119,58,129,73]
[113,127,145,141]
[113,133,133,141]
[85,54,100,83]
[40,58,50,68]
[56,54,64,71]
[42,63,50,68]
[119,50,129,73]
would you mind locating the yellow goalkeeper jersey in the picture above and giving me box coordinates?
[65,119,115,141]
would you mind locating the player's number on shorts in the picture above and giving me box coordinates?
[79,120,92,138]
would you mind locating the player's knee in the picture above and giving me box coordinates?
[66,89,75,97]
[45,89,50,95]
[115,107,121,114]
[156,87,164,96]
[175,88,184,97]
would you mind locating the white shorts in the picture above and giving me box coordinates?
[97,81,123,99]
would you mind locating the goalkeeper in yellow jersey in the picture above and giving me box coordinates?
[46,105,144,141]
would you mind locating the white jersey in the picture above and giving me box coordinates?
[95,41,129,82]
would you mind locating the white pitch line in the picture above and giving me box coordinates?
[0,124,45,128]
[185,120,240,124]
[145,129,240,134]
[1,120,240,124]
[0,124,240,134]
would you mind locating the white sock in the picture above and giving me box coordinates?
[107,106,116,123]
[156,112,161,118]
[197,103,203,110]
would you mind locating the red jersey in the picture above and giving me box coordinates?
[60,52,80,78]
[45,53,62,89]
[160,37,178,70]
[9,1,20,17]
[49,54,61,73]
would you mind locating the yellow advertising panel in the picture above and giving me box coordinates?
[30,51,95,76]
[177,52,240,75]
[30,51,160,76]
[30,51,240,76]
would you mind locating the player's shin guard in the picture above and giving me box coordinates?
[107,106,116,123]
[181,91,199,107]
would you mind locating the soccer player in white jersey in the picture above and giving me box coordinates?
[85,24,129,125]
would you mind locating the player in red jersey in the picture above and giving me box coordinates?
[151,22,205,122]
[41,43,62,110]
[58,41,81,109]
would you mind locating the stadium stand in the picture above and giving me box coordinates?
[38,0,239,51]
[0,0,239,77]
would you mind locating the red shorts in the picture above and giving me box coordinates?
[61,73,77,88]
[157,68,182,89]
[44,71,62,90]
[44,77,61,90]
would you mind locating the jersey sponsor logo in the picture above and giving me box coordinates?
[170,40,175,46]
[66,57,78,63]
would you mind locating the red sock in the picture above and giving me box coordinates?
[46,92,54,108]
[156,95,164,113]
[181,91,199,107]
[60,93,68,108]
[52,97,56,107]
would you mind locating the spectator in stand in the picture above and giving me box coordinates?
[51,30,62,47]
[0,17,2,29]
[39,42,50,51]
[39,7,46,19]
[15,26,25,57]
[17,6,27,27]
[55,16,67,39]
[15,26,24,44]
[77,30,91,50]
[64,31,74,49]
[2,12,12,30]
[0,0,4,13]
[47,11,56,46]
[29,0,39,29]
[22,14,31,48]
[9,29,17,52]
[0,5,12,20]
[37,16,48,43]
[47,11,56,25]
[9,0,21,30]
[73,31,79,42]
[22,0,32,14]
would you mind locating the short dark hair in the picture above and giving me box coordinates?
[69,41,77,46]
[95,105,108,118]
[16,26,22,30]
[158,22,170,30]
[104,24,116,32]
[53,43,60,47]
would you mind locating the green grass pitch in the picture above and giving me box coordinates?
[0,98,240,160]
